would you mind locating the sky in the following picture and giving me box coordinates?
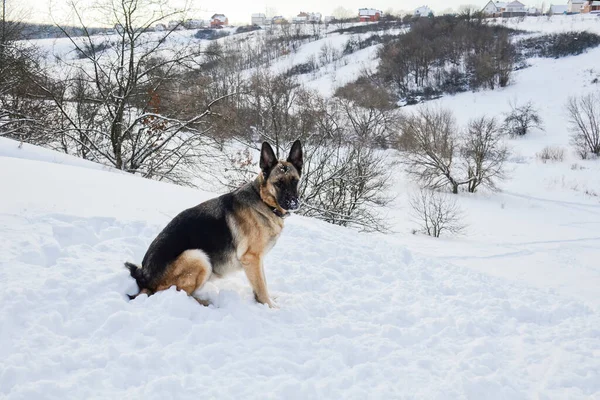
[12,0,484,26]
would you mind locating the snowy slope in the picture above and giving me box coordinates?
[1,140,600,399]
[386,18,600,309]
[3,15,600,399]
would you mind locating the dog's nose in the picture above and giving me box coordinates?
[287,198,300,210]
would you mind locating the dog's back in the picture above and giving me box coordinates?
[127,192,237,292]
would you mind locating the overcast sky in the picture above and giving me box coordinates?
[16,0,491,26]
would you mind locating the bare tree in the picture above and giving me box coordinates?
[399,107,467,194]
[220,70,393,231]
[461,116,509,192]
[36,0,227,185]
[334,77,399,149]
[502,100,543,137]
[566,93,600,159]
[409,188,466,237]
[332,6,354,20]
[0,36,54,144]
[299,135,392,232]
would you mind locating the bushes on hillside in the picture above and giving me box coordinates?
[377,17,519,99]
[236,25,261,34]
[519,31,600,59]
[195,29,229,40]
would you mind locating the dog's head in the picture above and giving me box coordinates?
[258,140,303,214]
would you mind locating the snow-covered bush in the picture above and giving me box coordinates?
[537,146,565,163]
[409,188,466,237]
[502,100,543,137]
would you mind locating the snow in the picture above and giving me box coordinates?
[499,14,600,34]
[2,14,600,400]
[1,139,600,398]
[0,137,117,172]
[385,27,600,310]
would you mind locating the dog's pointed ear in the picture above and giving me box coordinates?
[287,140,303,176]
[260,142,277,177]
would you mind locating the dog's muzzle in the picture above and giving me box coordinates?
[284,198,300,211]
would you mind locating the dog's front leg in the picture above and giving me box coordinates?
[241,252,275,308]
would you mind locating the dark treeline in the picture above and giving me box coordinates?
[377,16,520,102]
[7,21,108,40]
[519,31,600,58]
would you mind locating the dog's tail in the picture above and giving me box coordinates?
[124,262,148,300]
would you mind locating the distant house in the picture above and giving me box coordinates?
[307,12,322,23]
[505,0,526,13]
[359,8,383,22]
[184,19,205,29]
[568,0,586,12]
[527,6,541,14]
[584,0,600,12]
[292,12,309,23]
[549,4,569,13]
[251,13,266,25]
[414,6,434,16]
[210,14,228,27]
[271,16,287,24]
[482,1,507,15]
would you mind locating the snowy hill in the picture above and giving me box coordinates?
[386,16,600,309]
[1,138,600,399]
[2,14,600,399]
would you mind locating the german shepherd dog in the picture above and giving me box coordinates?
[125,140,302,308]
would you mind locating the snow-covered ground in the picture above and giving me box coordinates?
[2,15,600,399]
[389,19,600,309]
[1,138,599,399]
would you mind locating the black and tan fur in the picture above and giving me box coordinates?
[125,140,303,308]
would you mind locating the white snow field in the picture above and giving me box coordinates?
[2,14,600,400]
[1,137,600,399]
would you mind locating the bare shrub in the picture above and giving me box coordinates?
[536,146,565,163]
[219,70,393,232]
[409,188,466,237]
[319,41,341,66]
[566,93,600,159]
[502,100,543,137]
[461,116,509,192]
[299,136,392,231]
[399,107,467,194]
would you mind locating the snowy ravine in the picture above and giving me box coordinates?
[0,138,599,399]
